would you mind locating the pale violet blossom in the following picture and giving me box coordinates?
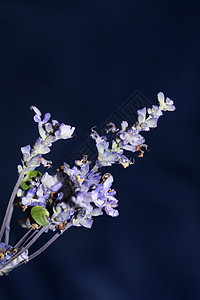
[147,105,163,118]
[30,106,75,142]
[41,172,62,192]
[93,174,119,217]
[137,107,159,131]
[72,209,94,228]
[22,188,36,206]
[51,202,73,228]
[118,124,145,152]
[54,123,75,140]
[157,92,176,111]
[72,208,102,229]
[90,129,121,166]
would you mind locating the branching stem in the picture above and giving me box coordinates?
[0,169,25,243]
[0,224,50,272]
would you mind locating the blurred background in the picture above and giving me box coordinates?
[0,1,199,299]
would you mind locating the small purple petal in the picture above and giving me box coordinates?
[103,175,113,192]
[165,104,176,111]
[42,113,51,124]
[21,145,31,155]
[27,188,36,197]
[137,108,146,123]
[33,115,41,123]
[157,92,165,104]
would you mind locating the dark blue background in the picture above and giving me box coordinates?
[0,1,199,299]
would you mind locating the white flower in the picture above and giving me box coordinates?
[157,92,176,111]
[41,173,62,192]
[147,105,163,118]
[21,145,31,162]
[55,124,75,140]
[137,107,159,131]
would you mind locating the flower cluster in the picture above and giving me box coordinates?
[0,92,175,275]
[18,106,75,173]
[15,92,176,233]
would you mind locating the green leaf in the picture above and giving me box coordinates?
[20,181,34,191]
[27,171,42,180]
[31,206,50,226]
[20,171,42,191]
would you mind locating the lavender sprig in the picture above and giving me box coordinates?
[0,92,175,275]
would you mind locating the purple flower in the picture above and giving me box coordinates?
[21,172,62,208]
[30,106,51,124]
[63,157,98,191]
[30,106,75,143]
[92,174,119,217]
[55,123,75,140]
[147,105,163,118]
[20,106,75,174]
[22,188,36,206]
[90,129,120,166]
[51,202,73,226]
[41,172,62,192]
[72,191,93,212]
[25,154,42,170]
[79,217,93,228]
[72,209,94,229]
[118,126,145,152]
[85,170,101,188]
[33,138,51,155]
[21,145,31,162]
[63,163,86,188]
[137,108,159,131]
[105,201,119,217]
[157,92,176,111]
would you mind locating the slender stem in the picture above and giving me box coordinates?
[4,223,11,246]
[18,229,39,249]
[28,232,61,261]
[14,228,35,249]
[0,169,25,243]
[29,223,72,261]
[1,223,72,274]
